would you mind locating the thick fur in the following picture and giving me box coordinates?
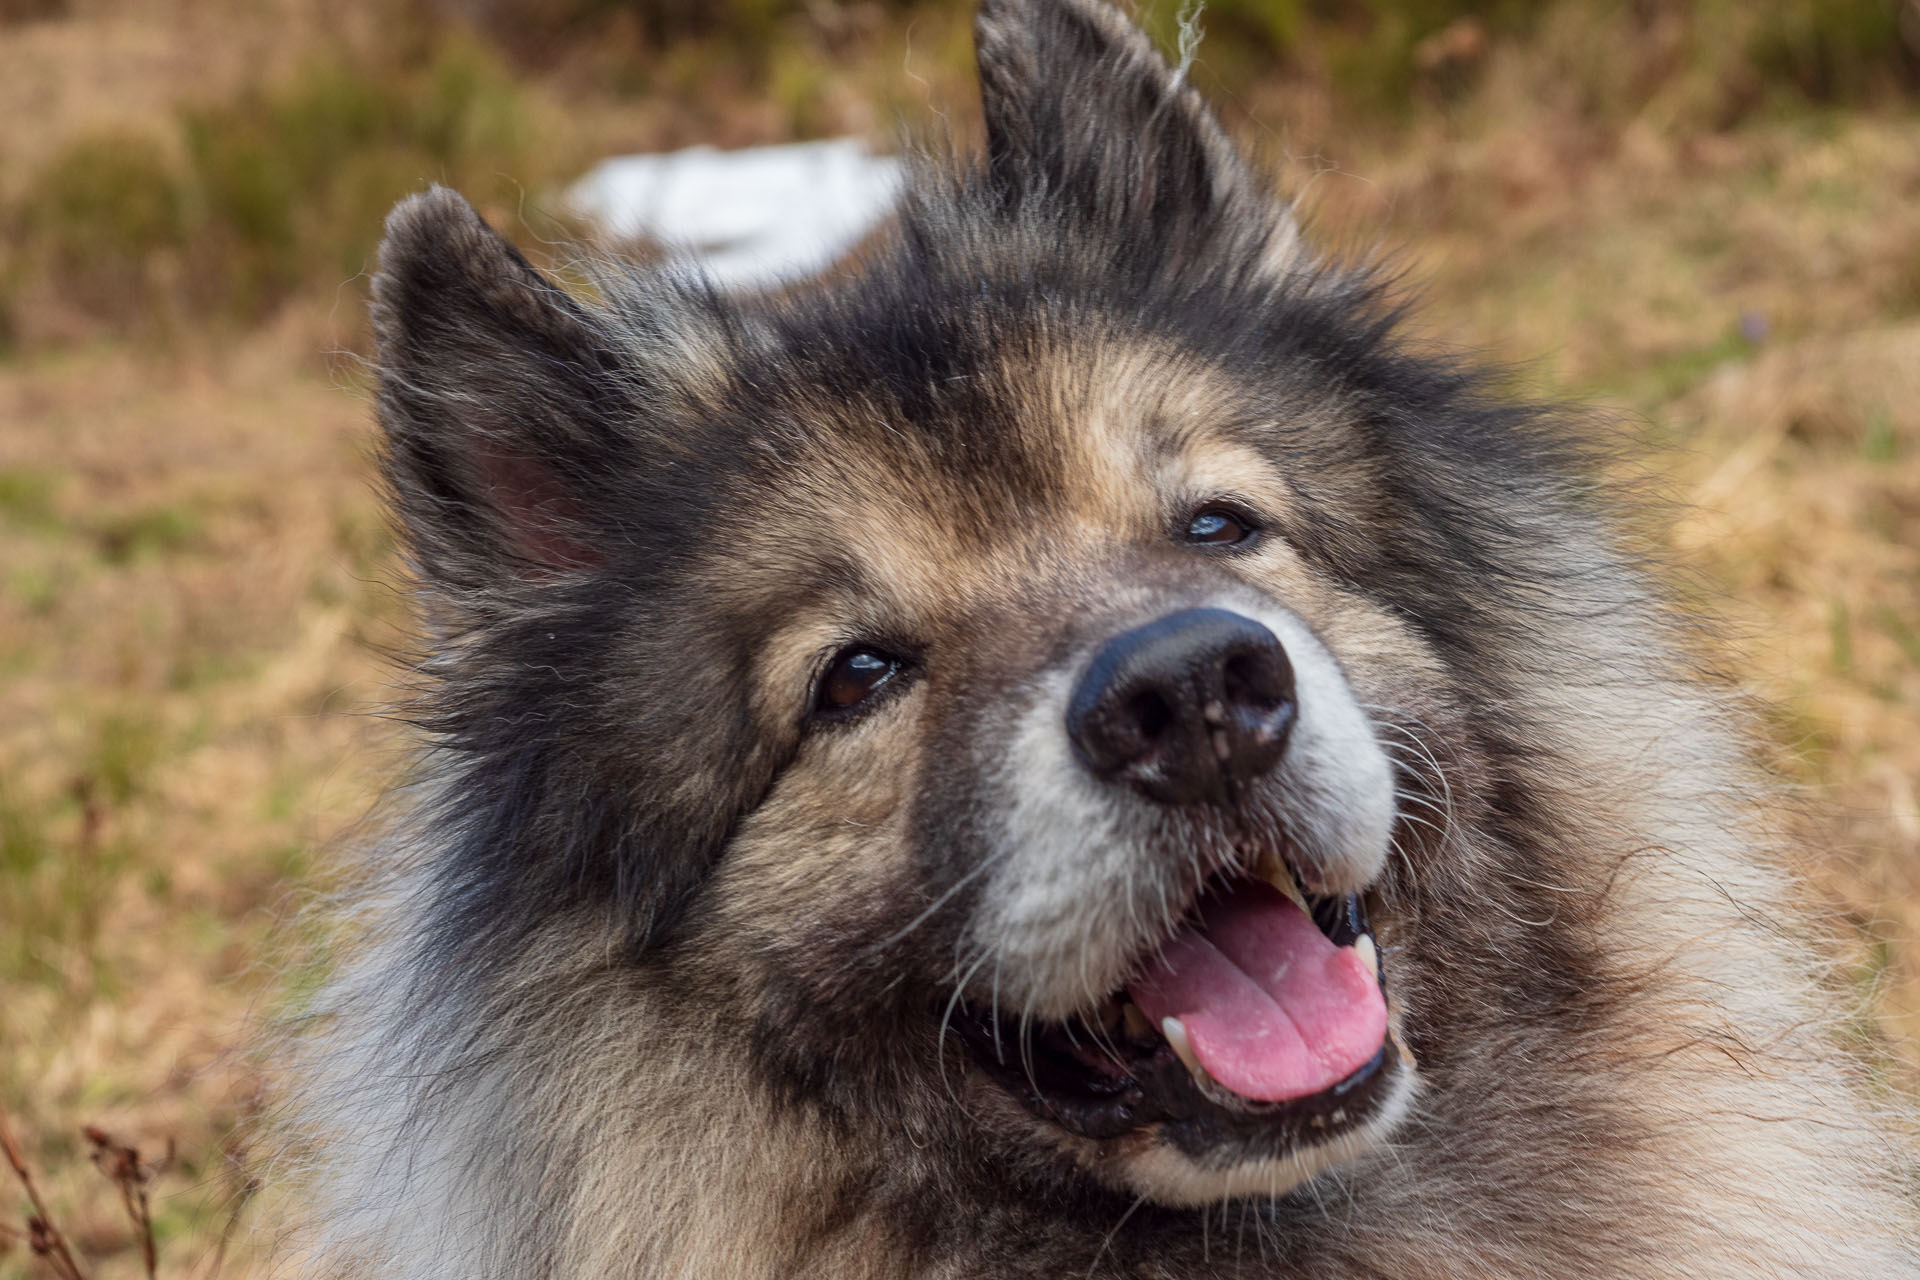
[284,0,1920,1274]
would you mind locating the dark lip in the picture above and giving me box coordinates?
[951,875,1402,1157]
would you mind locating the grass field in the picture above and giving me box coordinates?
[1,0,1916,1274]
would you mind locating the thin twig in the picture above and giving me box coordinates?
[0,1101,88,1280]
[85,1127,168,1280]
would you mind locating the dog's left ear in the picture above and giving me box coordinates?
[974,0,1299,266]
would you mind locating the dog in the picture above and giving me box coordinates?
[287,0,1920,1273]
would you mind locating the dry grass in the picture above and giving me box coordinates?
[0,1,1916,1275]
[0,311,398,1278]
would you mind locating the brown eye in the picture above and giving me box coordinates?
[1184,507,1256,546]
[816,647,903,715]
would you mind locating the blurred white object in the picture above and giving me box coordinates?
[567,139,906,290]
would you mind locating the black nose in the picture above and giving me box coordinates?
[1066,608,1295,806]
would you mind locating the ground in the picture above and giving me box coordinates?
[0,1,1916,1275]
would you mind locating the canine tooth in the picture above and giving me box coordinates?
[1122,1002,1154,1040]
[1161,1017,1203,1077]
[1261,854,1310,912]
[1352,934,1379,980]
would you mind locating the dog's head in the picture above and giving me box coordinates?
[373,0,1594,1211]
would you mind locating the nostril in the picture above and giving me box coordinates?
[1223,651,1286,712]
[1126,690,1174,743]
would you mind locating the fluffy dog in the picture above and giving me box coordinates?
[289,0,1920,1273]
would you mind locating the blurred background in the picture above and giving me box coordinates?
[1,0,1917,1273]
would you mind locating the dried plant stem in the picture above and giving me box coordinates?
[85,1127,163,1280]
[0,1101,88,1280]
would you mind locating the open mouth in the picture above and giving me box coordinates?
[955,851,1406,1157]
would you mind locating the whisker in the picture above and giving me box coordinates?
[1084,1194,1149,1279]
[871,850,1009,952]
[937,949,995,1107]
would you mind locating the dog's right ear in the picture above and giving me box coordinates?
[372,187,636,598]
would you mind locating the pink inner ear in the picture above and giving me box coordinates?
[476,451,605,574]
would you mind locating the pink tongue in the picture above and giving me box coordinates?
[1126,881,1387,1103]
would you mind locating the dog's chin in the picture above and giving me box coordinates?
[965,1017,1417,1207]
[1105,1059,1417,1206]
[1121,1066,1420,1205]
[953,864,1418,1207]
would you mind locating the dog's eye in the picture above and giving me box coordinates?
[816,647,903,715]
[1184,507,1256,547]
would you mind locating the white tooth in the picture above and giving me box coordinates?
[1122,1002,1154,1040]
[1161,1017,1203,1077]
[1262,853,1310,912]
[1352,934,1379,980]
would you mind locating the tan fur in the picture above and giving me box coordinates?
[280,0,1920,1269]
[283,334,1920,1274]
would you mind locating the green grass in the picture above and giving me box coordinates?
[6,566,63,618]
[3,0,1913,351]
[179,35,543,318]
[6,32,563,343]
[1596,326,1755,408]
[1865,406,1900,464]
[0,785,115,991]
[93,504,202,566]
[1749,0,1919,104]
[86,713,162,808]
[1831,600,1857,677]
[1877,606,1920,672]
[20,133,186,333]
[0,468,64,532]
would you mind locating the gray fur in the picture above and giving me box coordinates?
[278,0,1920,1274]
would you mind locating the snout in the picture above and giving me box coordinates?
[1066,608,1295,806]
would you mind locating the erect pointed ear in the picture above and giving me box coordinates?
[973,0,1297,261]
[372,187,637,597]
